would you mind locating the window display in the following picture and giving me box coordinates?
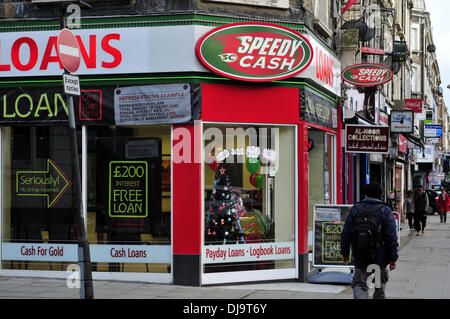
[203,124,295,275]
[2,126,77,270]
[1,124,172,275]
[88,125,171,273]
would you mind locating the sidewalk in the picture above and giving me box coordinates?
[0,213,446,299]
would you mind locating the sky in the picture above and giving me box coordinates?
[425,0,450,113]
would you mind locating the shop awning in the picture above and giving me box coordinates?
[403,133,425,149]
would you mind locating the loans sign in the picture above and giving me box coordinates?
[195,22,314,82]
[341,63,393,87]
[313,205,353,268]
[109,161,148,218]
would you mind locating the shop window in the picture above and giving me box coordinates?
[87,125,171,274]
[307,128,336,246]
[2,126,77,271]
[202,124,295,276]
[1,124,172,274]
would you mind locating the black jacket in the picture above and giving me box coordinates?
[341,198,399,269]
[414,190,428,211]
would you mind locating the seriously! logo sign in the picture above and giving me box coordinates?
[341,63,393,87]
[195,22,314,82]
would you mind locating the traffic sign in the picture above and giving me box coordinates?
[57,28,80,73]
[63,73,80,96]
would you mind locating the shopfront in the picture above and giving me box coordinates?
[0,16,341,285]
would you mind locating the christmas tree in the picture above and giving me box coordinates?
[206,163,246,245]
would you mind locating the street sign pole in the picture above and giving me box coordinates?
[58,6,94,299]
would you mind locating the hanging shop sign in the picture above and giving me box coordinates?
[195,22,314,82]
[414,144,434,163]
[424,124,442,138]
[405,99,423,113]
[345,124,390,154]
[0,83,201,126]
[313,204,353,268]
[341,63,393,87]
[390,110,414,133]
[398,134,407,153]
[300,88,338,130]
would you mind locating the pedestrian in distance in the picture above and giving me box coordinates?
[437,187,450,223]
[341,182,399,299]
[405,189,415,231]
[413,185,428,236]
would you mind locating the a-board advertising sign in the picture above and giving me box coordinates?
[195,22,314,82]
[313,204,353,268]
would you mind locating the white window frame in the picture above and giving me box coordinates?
[200,122,298,285]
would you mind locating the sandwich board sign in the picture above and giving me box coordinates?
[313,204,353,268]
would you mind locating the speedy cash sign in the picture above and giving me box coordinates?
[342,63,393,87]
[195,22,314,82]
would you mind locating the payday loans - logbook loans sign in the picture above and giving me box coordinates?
[195,22,314,82]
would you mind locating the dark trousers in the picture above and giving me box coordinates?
[440,209,447,223]
[414,210,427,232]
[352,266,389,299]
[406,212,414,229]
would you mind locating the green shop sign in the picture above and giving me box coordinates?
[195,22,314,82]
[16,159,72,208]
[341,63,393,87]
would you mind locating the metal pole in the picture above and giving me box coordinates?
[60,4,93,299]
[66,92,94,299]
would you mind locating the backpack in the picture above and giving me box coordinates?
[351,203,383,259]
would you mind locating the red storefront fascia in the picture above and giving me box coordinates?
[172,83,343,285]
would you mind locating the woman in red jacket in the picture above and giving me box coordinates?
[437,187,450,223]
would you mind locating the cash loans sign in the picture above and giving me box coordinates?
[342,63,393,87]
[195,22,314,82]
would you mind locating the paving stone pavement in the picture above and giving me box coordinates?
[0,213,448,299]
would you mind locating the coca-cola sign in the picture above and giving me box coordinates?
[405,99,423,113]
[341,63,393,87]
[195,22,314,82]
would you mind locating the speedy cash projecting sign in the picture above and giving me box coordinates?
[195,22,314,82]
[342,63,393,87]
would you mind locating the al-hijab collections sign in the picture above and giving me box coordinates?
[195,22,314,82]
[342,63,393,87]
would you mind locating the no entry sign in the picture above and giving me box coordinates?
[57,28,80,73]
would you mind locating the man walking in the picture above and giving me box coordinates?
[413,185,428,235]
[341,182,399,299]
